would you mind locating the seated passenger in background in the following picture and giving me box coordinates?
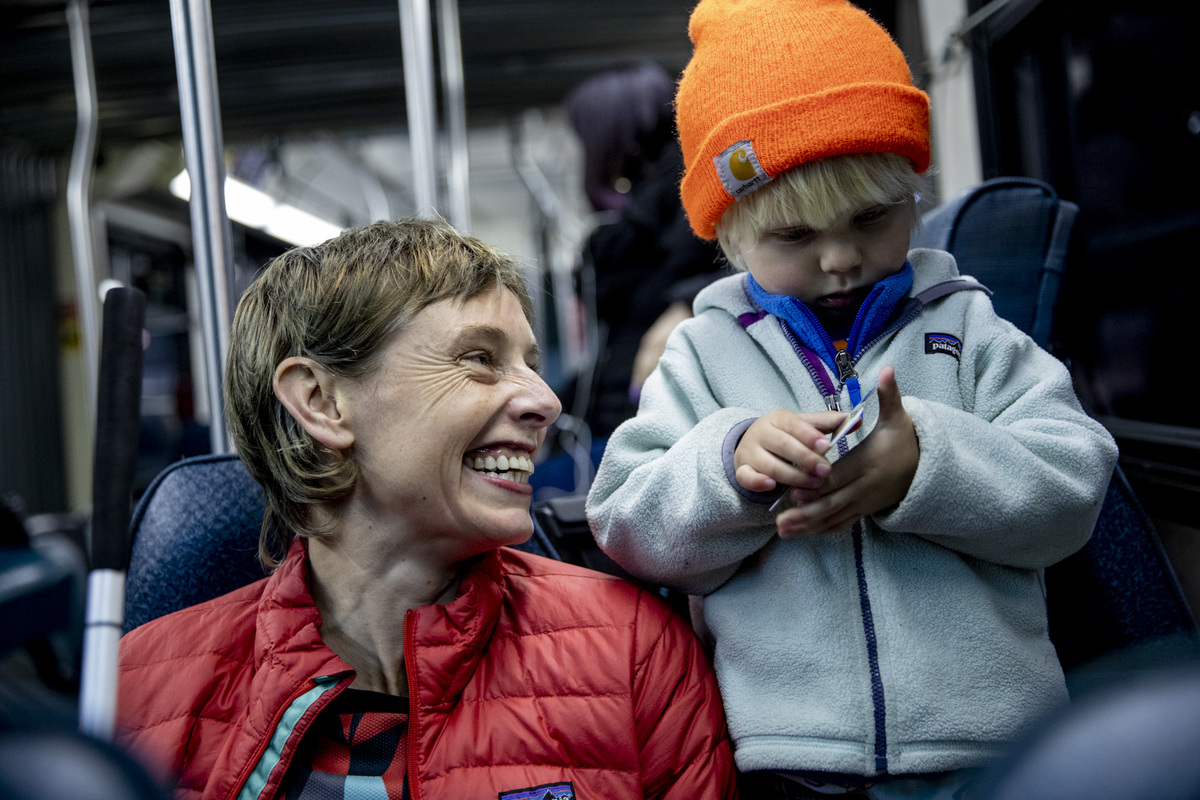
[565,61,726,439]
[588,1,1119,798]
[117,218,736,800]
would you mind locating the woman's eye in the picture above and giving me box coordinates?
[463,351,495,367]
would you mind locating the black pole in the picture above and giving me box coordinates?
[90,287,145,572]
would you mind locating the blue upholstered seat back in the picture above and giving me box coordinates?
[125,454,560,631]
[1047,468,1198,671]
[911,177,1077,349]
[124,454,268,633]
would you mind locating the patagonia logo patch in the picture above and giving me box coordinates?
[499,782,576,800]
[714,139,771,200]
[925,332,963,360]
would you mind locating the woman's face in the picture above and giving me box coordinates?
[344,284,561,554]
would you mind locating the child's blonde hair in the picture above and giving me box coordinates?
[715,152,925,267]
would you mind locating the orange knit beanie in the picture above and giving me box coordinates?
[676,0,931,239]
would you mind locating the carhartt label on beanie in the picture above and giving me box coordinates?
[715,140,771,199]
[676,0,931,239]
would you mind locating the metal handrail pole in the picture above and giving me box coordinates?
[437,0,471,231]
[65,0,100,416]
[398,0,439,218]
[169,0,233,453]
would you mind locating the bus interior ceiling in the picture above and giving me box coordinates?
[0,0,698,511]
[2,0,1199,614]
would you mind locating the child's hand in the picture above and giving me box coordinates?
[775,366,919,537]
[734,409,848,494]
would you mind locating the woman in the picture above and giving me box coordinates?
[116,219,736,800]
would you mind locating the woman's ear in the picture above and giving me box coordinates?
[274,357,355,451]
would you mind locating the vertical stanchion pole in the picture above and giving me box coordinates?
[437,0,471,231]
[398,0,440,218]
[65,0,100,418]
[169,0,233,454]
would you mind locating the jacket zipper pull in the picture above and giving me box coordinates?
[835,347,857,382]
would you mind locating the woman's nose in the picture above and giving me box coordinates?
[516,371,562,430]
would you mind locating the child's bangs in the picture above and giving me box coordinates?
[717,153,922,261]
[796,153,918,222]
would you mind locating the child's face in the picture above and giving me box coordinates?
[739,200,912,330]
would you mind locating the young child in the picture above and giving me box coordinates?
[586,0,1119,797]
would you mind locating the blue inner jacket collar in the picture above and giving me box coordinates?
[746,263,913,375]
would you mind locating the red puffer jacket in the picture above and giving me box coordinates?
[117,540,737,800]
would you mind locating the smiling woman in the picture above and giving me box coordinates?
[278,285,559,564]
[114,218,736,800]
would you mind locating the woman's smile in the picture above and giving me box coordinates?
[463,449,536,486]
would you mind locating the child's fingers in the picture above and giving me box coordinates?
[783,485,822,505]
[776,496,858,538]
[875,365,904,424]
[739,445,826,490]
[737,458,824,493]
[776,410,849,445]
[773,369,918,537]
[735,410,852,495]
[759,430,835,482]
[761,412,848,468]
[775,477,871,536]
[735,462,778,493]
[738,414,834,477]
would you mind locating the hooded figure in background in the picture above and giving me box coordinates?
[565,61,727,439]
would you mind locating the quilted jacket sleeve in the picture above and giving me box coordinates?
[115,594,261,800]
[631,592,738,799]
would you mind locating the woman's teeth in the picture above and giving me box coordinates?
[468,454,534,484]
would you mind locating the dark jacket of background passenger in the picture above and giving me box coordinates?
[583,143,725,437]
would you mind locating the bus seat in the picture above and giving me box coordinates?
[124,453,561,632]
[124,454,268,633]
[533,494,631,579]
[911,176,1077,350]
[914,176,1197,670]
[975,665,1200,800]
[1047,466,1199,675]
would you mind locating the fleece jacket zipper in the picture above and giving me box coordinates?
[739,274,988,775]
[777,311,895,774]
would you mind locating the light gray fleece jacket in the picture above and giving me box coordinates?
[587,248,1118,777]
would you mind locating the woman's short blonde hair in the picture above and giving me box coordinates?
[224,217,532,567]
[715,152,926,267]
